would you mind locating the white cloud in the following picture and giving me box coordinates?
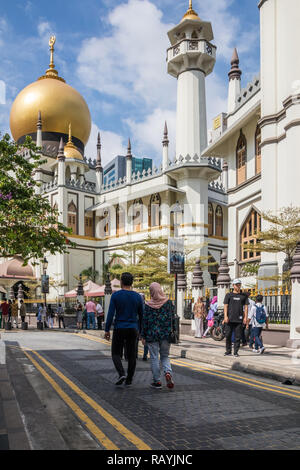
[85,122,126,166]
[77,0,176,109]
[125,107,176,163]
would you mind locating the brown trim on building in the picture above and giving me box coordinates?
[259,95,300,129]
[210,235,228,241]
[258,0,269,9]
[261,120,300,149]
[227,174,261,195]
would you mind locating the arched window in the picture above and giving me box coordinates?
[149,194,161,228]
[236,131,247,185]
[68,201,77,235]
[240,209,261,262]
[255,125,261,175]
[215,205,223,237]
[208,203,214,237]
[133,199,143,232]
[116,204,125,236]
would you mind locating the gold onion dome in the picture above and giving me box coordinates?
[181,0,200,22]
[9,36,91,150]
[64,124,84,161]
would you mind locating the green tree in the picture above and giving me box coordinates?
[80,267,100,283]
[107,236,215,293]
[0,134,75,263]
[243,206,300,286]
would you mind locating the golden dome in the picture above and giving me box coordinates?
[64,124,84,161]
[9,36,91,147]
[181,0,200,22]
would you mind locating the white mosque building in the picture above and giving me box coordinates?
[1,0,300,301]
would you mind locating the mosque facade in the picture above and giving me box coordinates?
[1,0,300,303]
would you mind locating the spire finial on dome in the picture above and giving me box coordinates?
[96,132,102,172]
[162,121,169,147]
[49,35,56,70]
[181,0,200,22]
[68,123,73,144]
[127,138,132,158]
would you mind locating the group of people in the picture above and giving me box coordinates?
[193,279,269,357]
[0,298,26,328]
[37,303,66,329]
[76,300,104,330]
[104,273,175,390]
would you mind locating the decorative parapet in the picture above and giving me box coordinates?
[167,39,216,61]
[168,154,222,170]
[83,156,97,169]
[291,242,300,284]
[208,179,226,194]
[66,179,96,193]
[41,180,58,193]
[235,75,260,112]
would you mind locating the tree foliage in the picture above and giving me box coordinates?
[0,134,75,263]
[107,236,215,293]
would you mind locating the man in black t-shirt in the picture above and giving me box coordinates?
[223,279,249,357]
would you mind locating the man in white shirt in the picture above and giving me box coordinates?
[96,301,104,330]
[247,295,269,354]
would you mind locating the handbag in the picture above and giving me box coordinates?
[169,312,177,344]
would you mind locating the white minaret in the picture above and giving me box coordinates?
[162,121,169,171]
[258,0,300,286]
[167,1,216,158]
[126,138,132,184]
[227,48,242,114]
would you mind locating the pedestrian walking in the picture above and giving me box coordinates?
[82,308,87,329]
[247,295,269,354]
[8,300,12,323]
[20,300,26,324]
[76,303,83,330]
[85,299,97,330]
[48,306,55,329]
[57,304,65,329]
[42,304,48,328]
[203,296,218,338]
[141,282,175,390]
[223,279,249,357]
[104,272,144,387]
[1,299,10,326]
[96,301,104,330]
[11,299,18,328]
[193,297,206,338]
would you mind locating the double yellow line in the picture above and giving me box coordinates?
[76,333,300,400]
[21,347,151,450]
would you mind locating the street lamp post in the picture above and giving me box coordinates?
[42,257,49,308]
[171,201,183,344]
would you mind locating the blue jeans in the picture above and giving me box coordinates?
[253,327,263,350]
[147,340,172,383]
[87,312,96,330]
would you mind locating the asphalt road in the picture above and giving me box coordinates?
[1,330,300,450]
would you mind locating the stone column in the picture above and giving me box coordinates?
[177,273,186,320]
[192,259,204,302]
[76,275,85,306]
[287,242,300,348]
[104,274,112,323]
[217,252,231,311]
[17,283,24,327]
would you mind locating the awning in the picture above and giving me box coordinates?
[65,279,121,298]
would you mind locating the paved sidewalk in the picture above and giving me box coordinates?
[82,330,300,386]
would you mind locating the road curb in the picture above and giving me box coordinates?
[169,344,300,385]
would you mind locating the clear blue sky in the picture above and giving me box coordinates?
[0,0,260,164]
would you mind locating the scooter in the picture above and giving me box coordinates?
[211,311,226,341]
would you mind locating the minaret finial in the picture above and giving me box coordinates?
[37,111,42,130]
[127,138,132,158]
[96,132,102,172]
[58,137,65,161]
[68,123,72,144]
[162,121,169,147]
[49,35,56,70]
[228,47,242,81]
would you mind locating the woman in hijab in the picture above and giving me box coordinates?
[141,282,175,390]
[193,297,206,338]
[203,296,218,338]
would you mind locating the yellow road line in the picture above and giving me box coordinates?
[30,350,151,450]
[73,333,300,399]
[171,358,300,395]
[171,359,300,399]
[23,350,119,450]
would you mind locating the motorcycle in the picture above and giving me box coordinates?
[210,311,226,341]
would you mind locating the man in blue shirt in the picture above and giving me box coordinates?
[104,273,144,387]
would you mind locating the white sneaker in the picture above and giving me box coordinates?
[259,347,265,355]
[253,349,259,353]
